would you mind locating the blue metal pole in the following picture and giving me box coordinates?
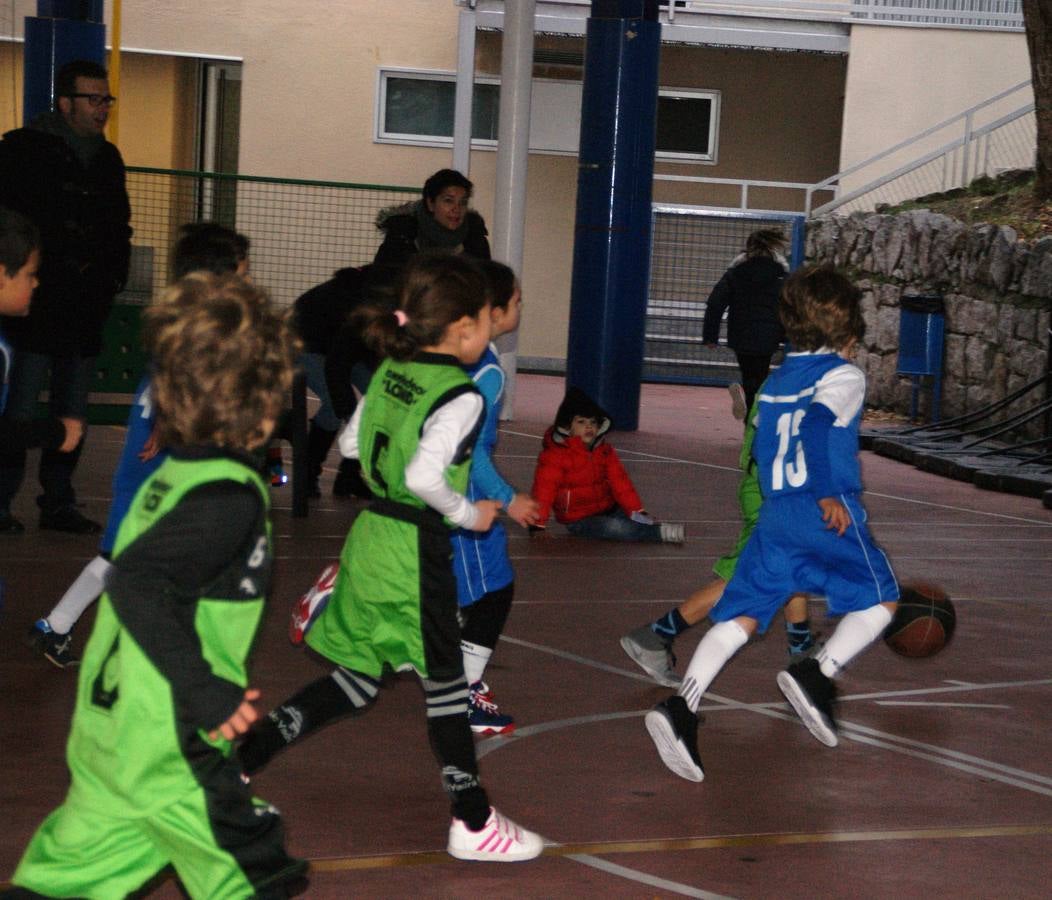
[23,1,105,126]
[565,0,660,431]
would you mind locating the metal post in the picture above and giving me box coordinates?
[23,1,106,125]
[961,110,973,187]
[452,6,477,176]
[565,0,661,430]
[491,0,535,420]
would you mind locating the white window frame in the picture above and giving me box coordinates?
[375,68,721,163]
[655,87,721,166]
[376,67,500,150]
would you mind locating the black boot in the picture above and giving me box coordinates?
[306,422,338,498]
[333,457,371,499]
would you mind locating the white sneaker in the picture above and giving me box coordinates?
[660,523,684,544]
[448,807,544,862]
[728,383,747,421]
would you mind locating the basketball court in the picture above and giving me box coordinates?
[2,375,1050,898]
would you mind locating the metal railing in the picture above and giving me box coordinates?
[520,0,1023,30]
[808,80,1035,216]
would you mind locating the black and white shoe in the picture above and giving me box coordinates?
[645,695,704,782]
[777,657,838,747]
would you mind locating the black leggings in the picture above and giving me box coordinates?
[734,351,774,415]
[460,582,514,651]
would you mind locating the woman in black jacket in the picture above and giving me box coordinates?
[701,229,789,420]
[373,168,490,283]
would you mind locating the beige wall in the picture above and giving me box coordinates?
[839,25,1032,194]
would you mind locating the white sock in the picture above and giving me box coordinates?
[461,640,492,686]
[679,620,750,713]
[47,555,112,634]
[817,604,893,678]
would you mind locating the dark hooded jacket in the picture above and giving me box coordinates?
[701,253,788,355]
[0,112,131,357]
[371,200,490,287]
[531,387,643,525]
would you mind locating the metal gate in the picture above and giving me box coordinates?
[644,206,805,385]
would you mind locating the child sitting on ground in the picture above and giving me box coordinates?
[645,265,899,783]
[530,386,683,543]
[10,272,307,898]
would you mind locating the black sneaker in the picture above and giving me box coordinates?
[776,657,838,747]
[644,695,704,782]
[0,512,25,534]
[26,619,79,668]
[39,506,102,534]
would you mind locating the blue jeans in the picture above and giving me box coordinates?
[565,508,663,543]
[300,352,341,432]
[300,352,373,432]
[0,351,93,514]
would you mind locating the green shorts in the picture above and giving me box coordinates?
[14,781,305,900]
[712,465,762,583]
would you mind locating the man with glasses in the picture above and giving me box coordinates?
[0,60,131,534]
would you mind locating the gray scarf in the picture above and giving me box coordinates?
[414,199,470,251]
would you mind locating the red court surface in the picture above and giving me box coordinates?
[2,374,1051,898]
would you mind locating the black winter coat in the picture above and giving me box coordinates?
[0,127,131,357]
[372,206,490,286]
[701,255,787,356]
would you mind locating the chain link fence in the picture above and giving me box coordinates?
[644,208,804,384]
[120,167,417,310]
[95,168,416,417]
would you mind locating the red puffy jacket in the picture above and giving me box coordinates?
[531,427,643,525]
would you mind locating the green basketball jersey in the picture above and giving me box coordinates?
[66,453,271,818]
[359,353,479,510]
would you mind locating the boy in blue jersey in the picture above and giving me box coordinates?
[451,260,538,734]
[646,265,899,782]
[26,223,249,667]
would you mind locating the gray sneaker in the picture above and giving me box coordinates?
[620,625,681,687]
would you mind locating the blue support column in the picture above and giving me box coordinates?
[565,0,660,431]
[23,1,105,126]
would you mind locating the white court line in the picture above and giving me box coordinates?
[498,635,1052,796]
[564,855,735,900]
[874,701,1012,708]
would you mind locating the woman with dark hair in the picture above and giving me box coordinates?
[373,168,491,280]
[702,228,789,420]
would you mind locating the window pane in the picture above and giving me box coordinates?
[384,76,501,141]
[472,83,500,141]
[385,77,455,137]
[656,95,712,157]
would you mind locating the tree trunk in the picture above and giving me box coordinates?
[1023,0,1052,202]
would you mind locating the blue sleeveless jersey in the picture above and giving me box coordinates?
[752,352,863,500]
[451,345,514,606]
[100,373,168,553]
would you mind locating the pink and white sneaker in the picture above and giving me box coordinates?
[447,807,544,862]
[289,562,339,644]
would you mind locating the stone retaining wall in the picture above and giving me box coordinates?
[806,211,1052,433]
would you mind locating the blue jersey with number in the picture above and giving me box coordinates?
[713,350,898,631]
[752,351,864,500]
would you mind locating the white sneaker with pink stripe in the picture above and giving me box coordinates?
[447,807,544,862]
